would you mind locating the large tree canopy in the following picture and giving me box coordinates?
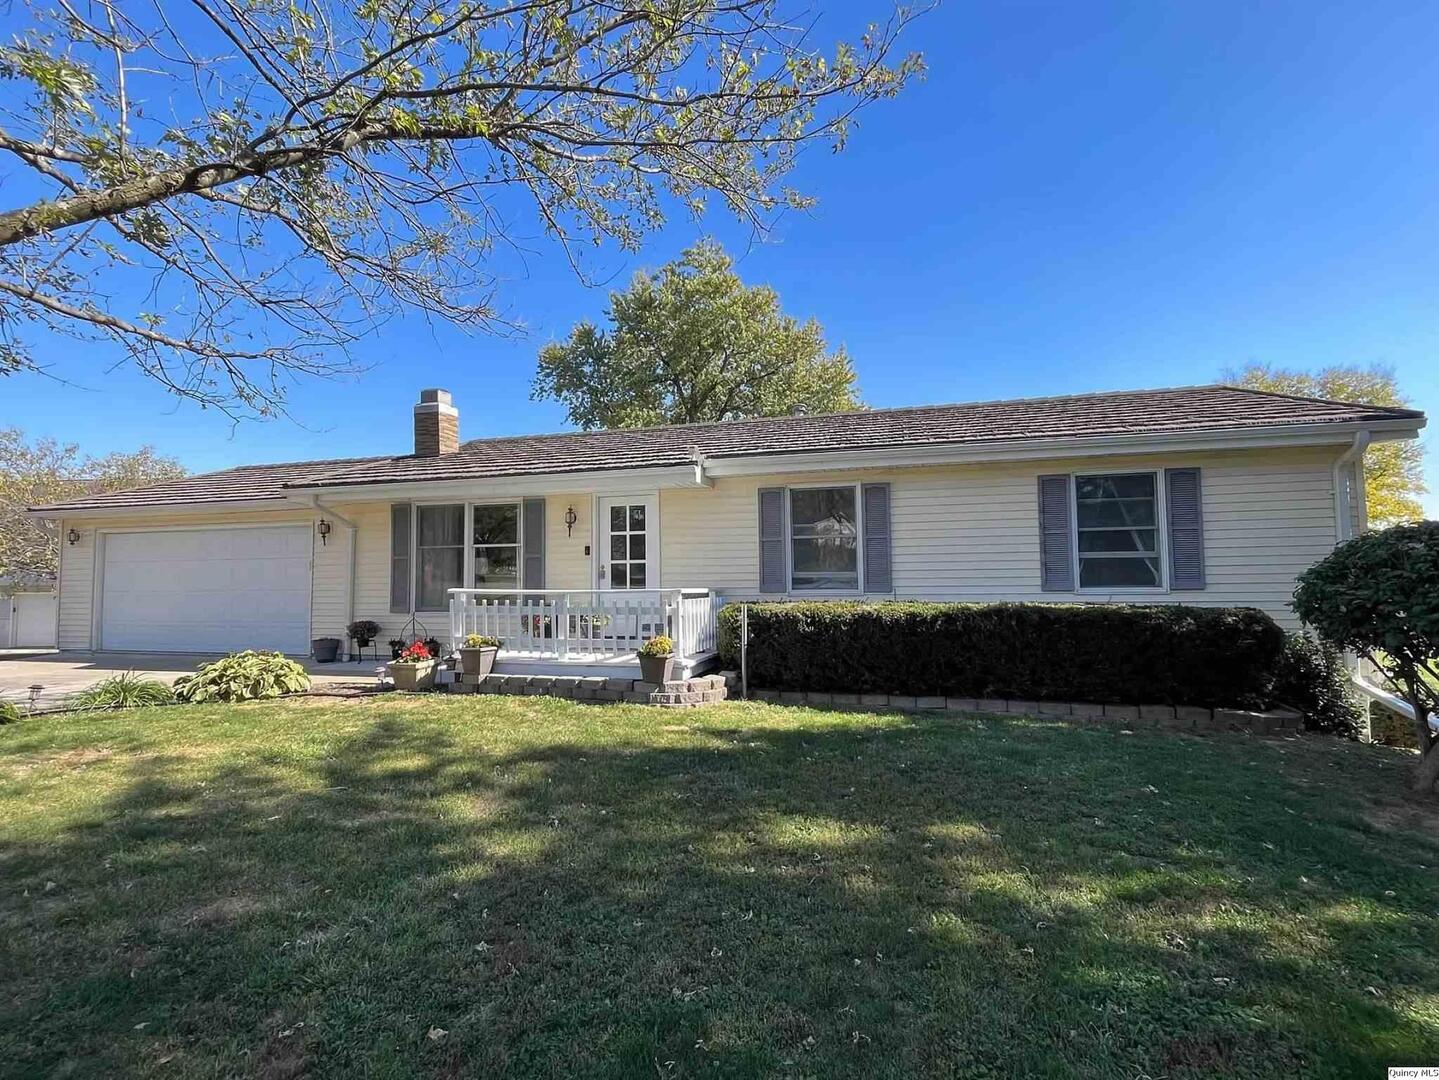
[0,428,186,578]
[1227,362,1426,525]
[532,239,860,428]
[0,0,923,418]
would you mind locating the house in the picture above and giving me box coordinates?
[0,572,58,649]
[29,385,1425,677]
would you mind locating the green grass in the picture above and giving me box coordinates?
[2,696,1437,1078]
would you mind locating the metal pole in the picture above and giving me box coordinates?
[740,603,749,700]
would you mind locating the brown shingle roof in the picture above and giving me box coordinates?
[31,385,1423,512]
[29,456,391,513]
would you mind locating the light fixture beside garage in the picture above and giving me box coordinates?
[66,528,80,546]
[316,519,332,546]
[564,505,578,537]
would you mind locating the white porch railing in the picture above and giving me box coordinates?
[449,588,717,661]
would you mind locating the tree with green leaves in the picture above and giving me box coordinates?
[1227,362,1426,525]
[0,428,185,578]
[0,1,924,418]
[1294,522,1439,795]
[533,240,860,428]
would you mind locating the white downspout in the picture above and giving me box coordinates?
[312,498,358,652]
[1332,431,1370,544]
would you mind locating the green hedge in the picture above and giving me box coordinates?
[1270,633,1365,739]
[717,601,1286,708]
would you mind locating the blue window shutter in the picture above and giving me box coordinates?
[862,483,893,593]
[1037,475,1075,592]
[758,488,787,593]
[1166,468,1206,590]
[522,498,545,589]
[389,503,412,613]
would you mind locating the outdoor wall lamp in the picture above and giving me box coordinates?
[564,505,578,537]
[66,528,80,546]
[316,519,332,545]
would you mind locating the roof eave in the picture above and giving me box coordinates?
[26,497,294,520]
[700,417,1426,477]
[280,461,712,501]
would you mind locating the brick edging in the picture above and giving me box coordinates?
[737,677,1302,735]
[446,671,727,708]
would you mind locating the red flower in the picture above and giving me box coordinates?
[397,640,431,662]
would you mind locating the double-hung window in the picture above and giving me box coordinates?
[415,504,465,610]
[1073,473,1162,588]
[789,486,859,591]
[472,503,520,592]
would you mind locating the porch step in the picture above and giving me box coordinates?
[447,671,728,708]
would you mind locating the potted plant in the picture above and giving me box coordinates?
[348,620,381,650]
[459,634,501,678]
[637,634,676,685]
[424,636,445,661]
[311,637,342,663]
[388,640,438,691]
[388,638,406,660]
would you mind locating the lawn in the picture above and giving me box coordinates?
[2,697,1438,1079]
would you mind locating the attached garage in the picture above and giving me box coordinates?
[98,526,312,654]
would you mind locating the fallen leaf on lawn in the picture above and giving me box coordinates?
[427,1027,448,1041]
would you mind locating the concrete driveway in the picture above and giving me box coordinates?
[0,651,387,710]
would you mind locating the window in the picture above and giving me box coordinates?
[1074,473,1162,588]
[473,503,520,592]
[790,487,859,591]
[415,504,464,609]
[608,503,648,588]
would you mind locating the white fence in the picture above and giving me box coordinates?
[449,589,717,661]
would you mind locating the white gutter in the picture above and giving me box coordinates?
[702,419,1421,478]
[1332,431,1371,543]
[309,497,358,640]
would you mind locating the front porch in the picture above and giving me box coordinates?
[448,588,720,678]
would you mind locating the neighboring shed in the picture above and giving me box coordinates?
[1,573,58,649]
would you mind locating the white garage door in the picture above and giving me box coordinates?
[100,527,311,654]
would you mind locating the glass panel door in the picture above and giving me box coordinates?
[597,495,660,651]
[599,496,656,590]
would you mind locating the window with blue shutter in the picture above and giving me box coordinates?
[1037,475,1075,591]
[1165,467,1206,590]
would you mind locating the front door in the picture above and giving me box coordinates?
[596,496,661,650]
[598,496,657,590]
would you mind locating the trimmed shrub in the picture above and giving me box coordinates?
[173,651,311,704]
[718,601,1286,708]
[70,672,176,711]
[1270,633,1364,739]
[0,700,19,724]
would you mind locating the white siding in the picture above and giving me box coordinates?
[545,494,592,590]
[661,446,1348,628]
[53,444,1355,651]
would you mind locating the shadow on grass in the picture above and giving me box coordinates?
[2,706,1438,1078]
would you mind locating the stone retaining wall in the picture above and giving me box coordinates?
[447,671,727,708]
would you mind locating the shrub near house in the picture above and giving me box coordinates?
[719,602,1287,708]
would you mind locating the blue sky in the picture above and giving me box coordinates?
[6,0,1438,512]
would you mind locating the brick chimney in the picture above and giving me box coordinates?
[414,388,459,456]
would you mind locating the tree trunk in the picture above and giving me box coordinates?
[1414,743,1439,796]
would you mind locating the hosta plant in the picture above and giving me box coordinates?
[70,672,175,711]
[173,651,311,704]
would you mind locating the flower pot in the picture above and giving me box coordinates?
[459,646,498,678]
[388,659,438,691]
[638,653,675,685]
[312,637,342,663]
